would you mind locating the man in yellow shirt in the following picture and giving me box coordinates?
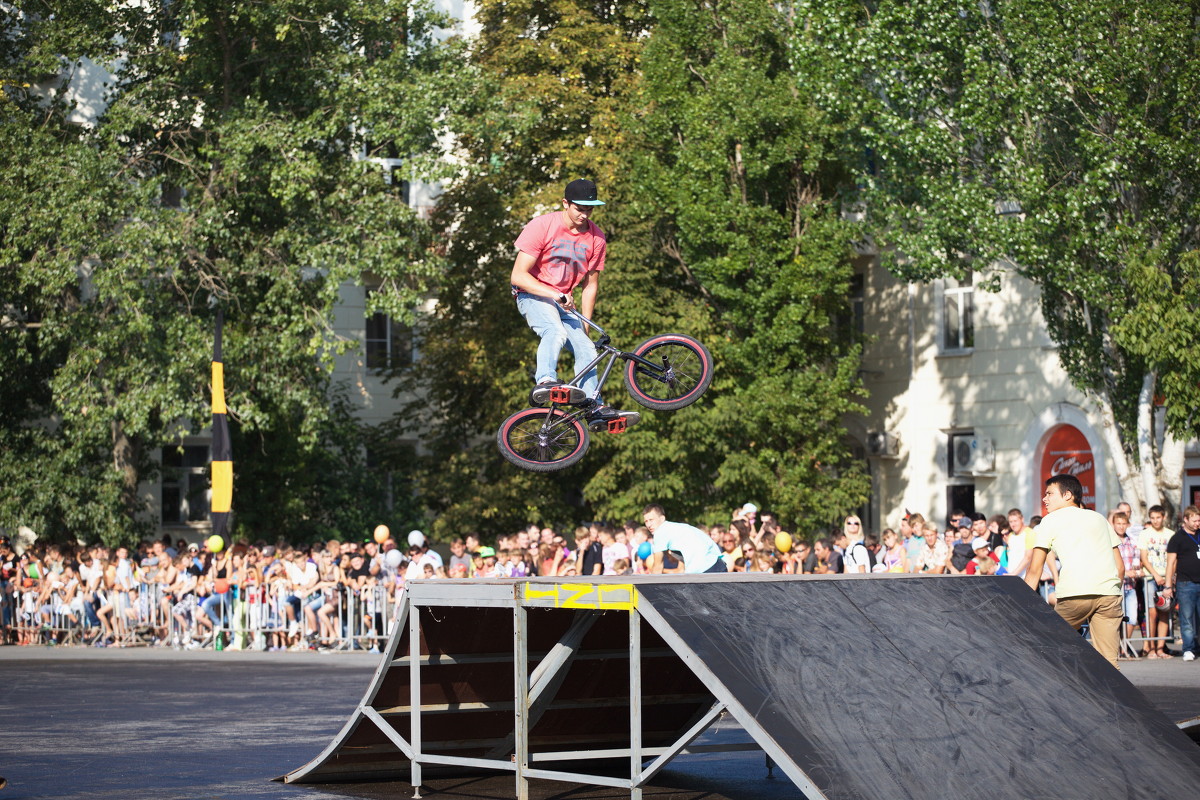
[1025,474,1125,668]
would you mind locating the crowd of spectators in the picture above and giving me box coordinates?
[0,533,411,652]
[0,498,1186,657]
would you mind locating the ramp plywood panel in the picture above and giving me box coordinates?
[636,574,1200,800]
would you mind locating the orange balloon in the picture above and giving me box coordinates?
[373,524,390,544]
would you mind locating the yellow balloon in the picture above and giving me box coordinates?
[774,532,793,553]
[373,524,390,544]
[206,534,225,553]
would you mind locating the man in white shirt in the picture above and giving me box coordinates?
[114,547,134,591]
[404,530,444,581]
[284,550,319,636]
[642,504,726,574]
[77,546,103,631]
[1025,474,1123,668]
[1139,504,1173,658]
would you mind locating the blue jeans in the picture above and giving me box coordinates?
[84,597,101,628]
[201,594,227,627]
[515,292,600,399]
[1178,580,1199,656]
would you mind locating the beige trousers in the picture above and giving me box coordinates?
[1056,594,1123,669]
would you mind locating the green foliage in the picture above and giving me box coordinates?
[401,0,655,538]
[617,0,870,525]
[833,0,1200,451]
[1,1,471,544]
[408,0,870,536]
[231,385,423,545]
[1115,250,1200,436]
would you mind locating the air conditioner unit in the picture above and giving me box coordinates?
[866,431,899,458]
[951,434,974,475]
[971,436,996,474]
[950,434,995,475]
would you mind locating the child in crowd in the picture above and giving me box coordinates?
[600,528,630,575]
[965,537,1000,575]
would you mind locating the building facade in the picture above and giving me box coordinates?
[853,257,1200,532]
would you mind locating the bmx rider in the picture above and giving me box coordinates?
[510,178,627,424]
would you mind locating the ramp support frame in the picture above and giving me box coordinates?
[285,580,764,796]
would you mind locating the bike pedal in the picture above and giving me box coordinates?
[530,384,587,406]
[549,386,577,404]
[589,411,641,433]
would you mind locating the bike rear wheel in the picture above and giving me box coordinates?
[623,333,713,411]
[497,407,590,472]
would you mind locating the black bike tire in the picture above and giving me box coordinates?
[623,333,714,411]
[497,407,590,472]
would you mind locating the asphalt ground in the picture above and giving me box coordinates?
[1,646,1198,800]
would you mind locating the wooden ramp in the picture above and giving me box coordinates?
[283,574,1200,799]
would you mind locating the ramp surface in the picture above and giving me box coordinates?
[285,574,1200,799]
[636,574,1200,799]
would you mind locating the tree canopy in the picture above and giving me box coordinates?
[816,0,1200,512]
[1,0,472,544]
[404,0,870,537]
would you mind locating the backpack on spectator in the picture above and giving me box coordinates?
[842,542,875,572]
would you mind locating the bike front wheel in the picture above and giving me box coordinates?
[623,333,713,411]
[497,407,590,472]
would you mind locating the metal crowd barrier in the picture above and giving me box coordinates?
[165,582,402,652]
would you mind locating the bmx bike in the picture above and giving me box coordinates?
[496,310,713,472]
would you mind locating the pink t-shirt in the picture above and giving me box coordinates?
[514,211,606,294]
[602,542,630,575]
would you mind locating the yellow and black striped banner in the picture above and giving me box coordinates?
[210,308,232,540]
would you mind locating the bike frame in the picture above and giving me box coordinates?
[542,309,667,415]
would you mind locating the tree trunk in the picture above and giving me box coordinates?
[1095,389,1143,514]
[111,419,142,524]
[1137,372,1160,511]
[1158,433,1186,518]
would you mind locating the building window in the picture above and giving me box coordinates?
[161,444,211,524]
[385,163,410,202]
[364,291,414,371]
[365,137,409,202]
[365,444,394,512]
[366,439,417,513]
[941,271,974,352]
[946,483,976,527]
[849,273,865,335]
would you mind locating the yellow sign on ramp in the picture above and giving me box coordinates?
[521,583,638,611]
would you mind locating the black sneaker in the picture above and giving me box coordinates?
[530,380,587,407]
[584,401,620,422]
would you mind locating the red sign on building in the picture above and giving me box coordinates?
[1039,424,1096,510]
